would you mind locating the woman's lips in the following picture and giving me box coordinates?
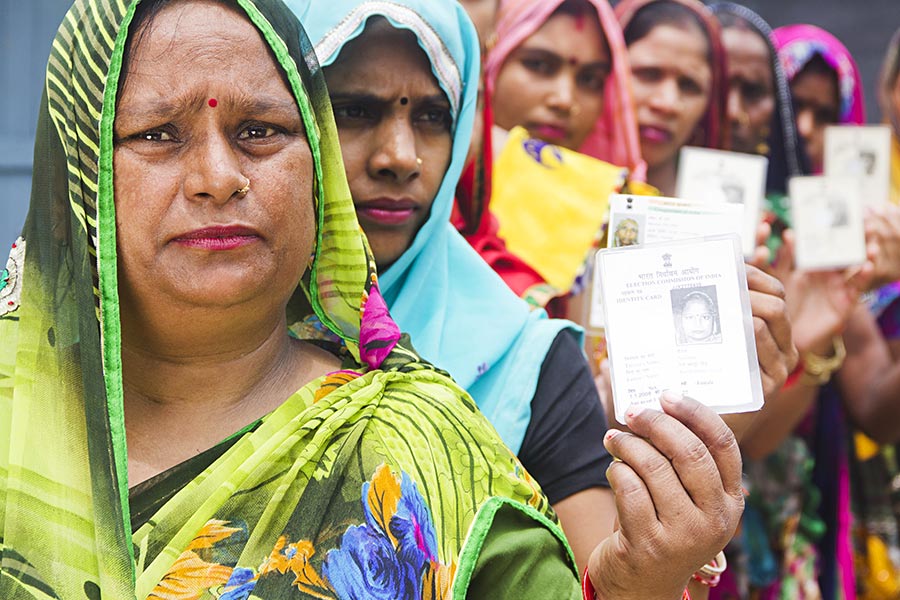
[356,199,419,226]
[172,225,261,251]
[530,123,568,144]
[639,125,673,144]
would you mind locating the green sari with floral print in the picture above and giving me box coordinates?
[0,0,580,598]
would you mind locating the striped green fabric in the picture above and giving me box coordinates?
[0,0,576,598]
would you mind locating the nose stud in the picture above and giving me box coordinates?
[235,178,251,197]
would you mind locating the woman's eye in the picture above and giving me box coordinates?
[123,128,175,143]
[577,71,606,93]
[238,125,278,140]
[334,105,371,120]
[633,67,662,83]
[141,130,172,141]
[815,107,837,125]
[742,83,767,102]
[522,57,555,76]
[680,77,703,96]
[418,108,452,130]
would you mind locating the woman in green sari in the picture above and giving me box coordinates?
[0,0,743,598]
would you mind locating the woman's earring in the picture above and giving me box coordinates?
[756,126,771,156]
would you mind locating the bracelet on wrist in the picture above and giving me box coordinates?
[581,567,692,600]
[800,335,846,385]
[692,551,727,588]
[783,358,805,389]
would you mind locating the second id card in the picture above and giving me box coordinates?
[675,146,767,257]
[824,125,891,207]
[597,235,764,424]
[790,175,867,270]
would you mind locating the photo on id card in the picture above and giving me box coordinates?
[597,235,763,424]
[590,195,744,330]
[789,175,866,270]
[675,146,767,257]
[824,125,891,207]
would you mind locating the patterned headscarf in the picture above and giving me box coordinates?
[773,24,866,126]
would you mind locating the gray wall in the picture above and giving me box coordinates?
[729,0,899,123]
[2,0,899,251]
[1,0,71,250]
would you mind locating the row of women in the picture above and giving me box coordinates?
[2,0,900,597]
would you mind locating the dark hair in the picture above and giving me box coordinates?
[623,1,711,61]
[553,0,594,18]
[799,52,837,79]
[796,53,839,98]
[120,0,179,86]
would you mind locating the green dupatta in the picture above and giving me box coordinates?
[0,0,578,598]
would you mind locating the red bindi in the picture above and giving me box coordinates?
[574,12,585,31]
[208,98,218,108]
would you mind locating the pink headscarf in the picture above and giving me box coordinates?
[773,24,866,126]
[615,0,730,153]
[485,0,646,180]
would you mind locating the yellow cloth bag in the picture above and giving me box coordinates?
[492,127,627,292]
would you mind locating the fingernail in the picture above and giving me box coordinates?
[605,429,620,441]
[625,406,646,419]
[661,391,682,404]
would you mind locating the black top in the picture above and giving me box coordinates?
[518,330,613,505]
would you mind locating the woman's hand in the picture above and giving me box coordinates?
[588,395,743,600]
[767,229,872,354]
[746,265,798,399]
[865,204,900,289]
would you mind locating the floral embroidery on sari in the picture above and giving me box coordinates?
[148,520,242,600]
[155,465,455,600]
[314,371,362,403]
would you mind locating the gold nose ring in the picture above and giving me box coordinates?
[236,178,251,197]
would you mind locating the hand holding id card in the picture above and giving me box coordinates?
[597,235,764,423]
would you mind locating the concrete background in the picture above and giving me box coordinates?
[2,0,898,250]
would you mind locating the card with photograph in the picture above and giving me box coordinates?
[824,125,891,206]
[790,175,866,270]
[606,194,745,248]
[675,146,768,257]
[597,235,764,423]
[589,195,745,330]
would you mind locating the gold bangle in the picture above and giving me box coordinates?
[800,335,846,385]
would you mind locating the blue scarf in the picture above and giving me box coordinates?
[290,0,576,453]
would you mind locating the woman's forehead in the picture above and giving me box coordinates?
[327,22,449,102]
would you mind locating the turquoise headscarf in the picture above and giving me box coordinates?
[290,0,575,453]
